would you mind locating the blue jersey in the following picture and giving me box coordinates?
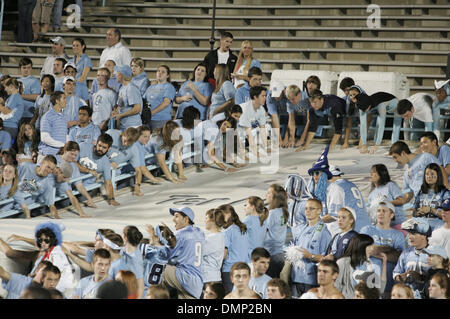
[144,82,176,122]
[139,243,170,288]
[368,181,406,225]
[243,215,267,259]
[263,208,287,256]
[223,224,250,272]
[326,178,371,232]
[291,221,331,285]
[403,153,441,197]
[327,230,358,260]
[73,274,110,299]
[413,189,449,230]
[169,225,205,299]
[393,247,430,283]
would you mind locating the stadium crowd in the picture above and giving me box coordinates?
[0,28,449,299]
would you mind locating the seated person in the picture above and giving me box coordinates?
[0,118,12,151]
[68,106,101,160]
[234,66,263,105]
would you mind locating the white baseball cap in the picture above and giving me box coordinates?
[329,165,344,176]
[62,76,75,84]
[51,36,66,46]
[270,80,286,98]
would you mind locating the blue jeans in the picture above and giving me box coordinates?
[53,0,83,29]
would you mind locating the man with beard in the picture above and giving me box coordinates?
[78,133,120,206]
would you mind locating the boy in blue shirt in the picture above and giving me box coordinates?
[234,67,263,105]
[68,106,101,160]
[18,57,41,123]
[249,248,271,299]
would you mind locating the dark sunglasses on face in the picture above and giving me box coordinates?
[38,238,50,244]
[312,171,322,176]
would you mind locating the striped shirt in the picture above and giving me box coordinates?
[38,107,68,155]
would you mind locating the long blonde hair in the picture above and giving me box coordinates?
[213,64,230,93]
[233,40,254,76]
[0,164,19,198]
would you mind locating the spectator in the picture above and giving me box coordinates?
[91,67,117,131]
[338,77,357,150]
[203,31,237,82]
[218,203,250,294]
[0,164,30,218]
[264,184,288,278]
[354,281,380,299]
[0,118,12,151]
[144,65,176,130]
[285,173,313,227]
[235,67,263,105]
[429,198,450,257]
[30,74,55,132]
[139,224,175,295]
[174,106,199,166]
[423,245,448,299]
[115,270,138,299]
[175,63,213,121]
[68,38,92,88]
[52,0,83,33]
[61,73,89,127]
[68,106,101,160]
[390,283,414,299]
[208,64,235,119]
[109,226,144,299]
[389,141,441,206]
[99,28,133,68]
[111,65,143,131]
[77,133,120,206]
[40,37,69,78]
[324,207,358,261]
[96,280,128,299]
[348,86,399,155]
[20,286,51,299]
[432,80,450,140]
[367,164,406,227]
[325,165,371,235]
[307,146,332,207]
[146,284,170,299]
[302,260,344,299]
[135,125,163,184]
[90,59,122,101]
[288,198,331,297]
[1,78,25,141]
[130,58,150,98]
[72,248,111,299]
[232,40,262,89]
[16,123,39,165]
[238,86,268,158]
[413,163,448,230]
[267,81,289,147]
[266,278,291,299]
[17,155,58,218]
[243,196,269,259]
[201,208,226,285]
[163,207,205,299]
[52,58,67,90]
[397,93,434,141]
[224,262,260,299]
[32,0,55,42]
[17,0,36,43]
[38,91,68,157]
[296,89,346,152]
[419,131,450,187]
[56,62,89,102]
[428,272,450,299]
[202,282,225,299]
[249,248,272,299]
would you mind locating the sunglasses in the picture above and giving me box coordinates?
[38,238,50,244]
[312,171,322,176]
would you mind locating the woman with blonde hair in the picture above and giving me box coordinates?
[209,64,235,119]
[232,40,261,89]
[0,163,31,218]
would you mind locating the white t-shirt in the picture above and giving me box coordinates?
[239,100,267,129]
[217,50,230,64]
[408,93,434,123]
[429,225,450,258]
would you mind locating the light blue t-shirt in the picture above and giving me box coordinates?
[89,77,121,106]
[176,80,213,120]
[263,207,287,256]
[145,82,176,122]
[234,82,251,105]
[131,72,150,98]
[68,54,93,85]
[4,93,25,129]
[63,94,87,123]
[144,134,168,165]
[437,145,450,185]
[201,231,225,283]
[106,129,141,169]
[209,80,235,119]
[73,274,110,299]
[243,215,268,259]
[18,75,41,118]
[91,88,117,127]
[109,247,144,280]
[249,274,271,299]
[223,224,250,272]
[68,122,101,160]
[18,162,55,207]
[0,130,12,151]
[117,82,143,130]
[368,181,406,225]
[0,184,26,211]
[78,143,112,184]
[4,273,33,299]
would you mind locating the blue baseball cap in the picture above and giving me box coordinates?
[424,245,447,259]
[401,217,432,237]
[114,65,132,78]
[169,207,195,224]
[441,198,450,211]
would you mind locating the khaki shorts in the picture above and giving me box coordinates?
[162,265,195,299]
[32,0,55,24]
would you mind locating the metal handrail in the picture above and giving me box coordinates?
[209,0,217,51]
[0,0,4,43]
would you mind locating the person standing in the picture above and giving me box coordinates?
[40,37,69,77]
[17,0,37,43]
[99,28,133,68]
[202,31,237,82]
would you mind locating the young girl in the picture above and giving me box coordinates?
[368,164,406,227]
[218,203,249,294]
[423,245,449,299]
[175,63,213,120]
[243,196,269,259]
[30,74,54,132]
[232,40,261,89]
[144,120,186,183]
[209,64,235,119]
[130,58,150,97]
[263,184,288,278]
[0,164,30,218]
[414,163,449,230]
[144,65,176,130]
[391,283,414,299]
[16,123,40,165]
[428,272,450,299]
[1,78,25,140]
[202,208,226,284]
[140,224,176,297]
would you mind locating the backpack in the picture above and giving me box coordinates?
[141,99,152,125]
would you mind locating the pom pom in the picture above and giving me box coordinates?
[285,244,307,272]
